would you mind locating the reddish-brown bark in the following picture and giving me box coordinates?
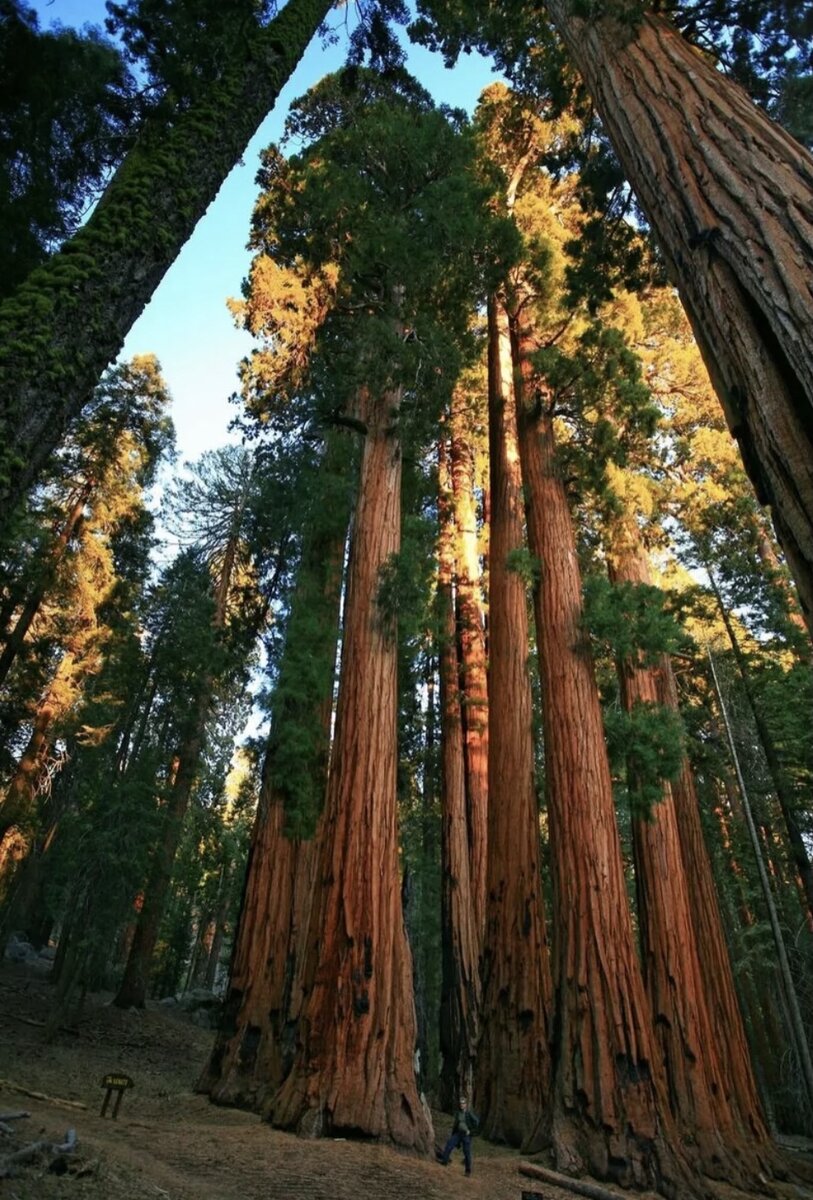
[201,786,320,1108]
[608,531,772,1181]
[657,661,769,1146]
[437,435,481,1110]
[268,386,431,1150]
[449,389,489,939]
[474,296,552,1151]
[541,4,813,633]
[200,481,348,1109]
[512,322,685,1190]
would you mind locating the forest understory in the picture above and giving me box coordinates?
[1,960,812,1200]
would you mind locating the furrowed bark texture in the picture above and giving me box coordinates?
[200,489,348,1109]
[656,661,769,1145]
[542,4,813,632]
[201,790,320,1107]
[513,329,684,1189]
[449,391,489,940]
[608,533,772,1184]
[268,387,431,1151]
[438,436,481,1111]
[475,297,552,1152]
[0,0,332,518]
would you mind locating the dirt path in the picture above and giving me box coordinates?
[0,963,578,1200]
[5,963,805,1200]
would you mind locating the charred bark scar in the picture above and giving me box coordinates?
[363,935,373,979]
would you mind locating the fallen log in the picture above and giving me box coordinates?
[520,1162,629,1200]
[0,1113,30,1122]
[0,1080,86,1111]
[0,1128,77,1178]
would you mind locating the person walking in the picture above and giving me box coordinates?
[435,1096,479,1176]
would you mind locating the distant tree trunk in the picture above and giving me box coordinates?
[752,515,810,649]
[269,383,432,1151]
[437,434,481,1111]
[474,296,552,1151]
[0,0,334,524]
[607,530,772,1181]
[541,4,813,632]
[0,489,89,688]
[113,696,210,1009]
[200,459,349,1109]
[449,389,488,938]
[512,326,686,1190]
[707,567,813,925]
[656,661,770,1143]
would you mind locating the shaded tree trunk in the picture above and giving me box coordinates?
[607,531,772,1181]
[542,4,813,632]
[114,696,210,1009]
[449,388,489,939]
[438,434,481,1111]
[707,567,813,925]
[200,452,350,1109]
[512,324,686,1190]
[268,384,432,1151]
[0,0,333,522]
[474,296,552,1151]
[657,661,770,1144]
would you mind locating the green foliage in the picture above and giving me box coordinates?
[0,0,134,296]
[604,698,685,819]
[583,575,686,663]
[506,545,540,588]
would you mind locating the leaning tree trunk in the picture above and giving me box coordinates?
[0,0,333,522]
[437,434,481,1111]
[656,660,770,1144]
[607,529,773,1183]
[449,388,489,940]
[474,297,552,1152]
[268,384,432,1151]
[200,447,351,1109]
[541,3,813,632]
[512,323,688,1190]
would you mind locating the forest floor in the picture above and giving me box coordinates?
[0,960,811,1200]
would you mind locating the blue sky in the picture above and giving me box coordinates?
[33,1,501,465]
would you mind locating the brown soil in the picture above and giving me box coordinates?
[1,961,809,1200]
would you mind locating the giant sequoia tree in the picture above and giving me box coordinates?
[209,70,511,1147]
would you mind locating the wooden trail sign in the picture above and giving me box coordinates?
[100,1073,133,1119]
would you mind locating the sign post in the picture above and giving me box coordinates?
[100,1073,134,1119]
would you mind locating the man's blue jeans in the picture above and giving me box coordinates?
[440,1130,472,1172]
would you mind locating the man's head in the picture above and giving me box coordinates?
[459,1097,467,1110]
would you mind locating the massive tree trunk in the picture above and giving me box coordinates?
[0,0,332,522]
[607,530,773,1182]
[656,661,770,1145]
[449,388,489,940]
[268,385,432,1151]
[475,297,552,1151]
[200,450,350,1109]
[542,3,813,632]
[512,323,685,1190]
[437,435,481,1111]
